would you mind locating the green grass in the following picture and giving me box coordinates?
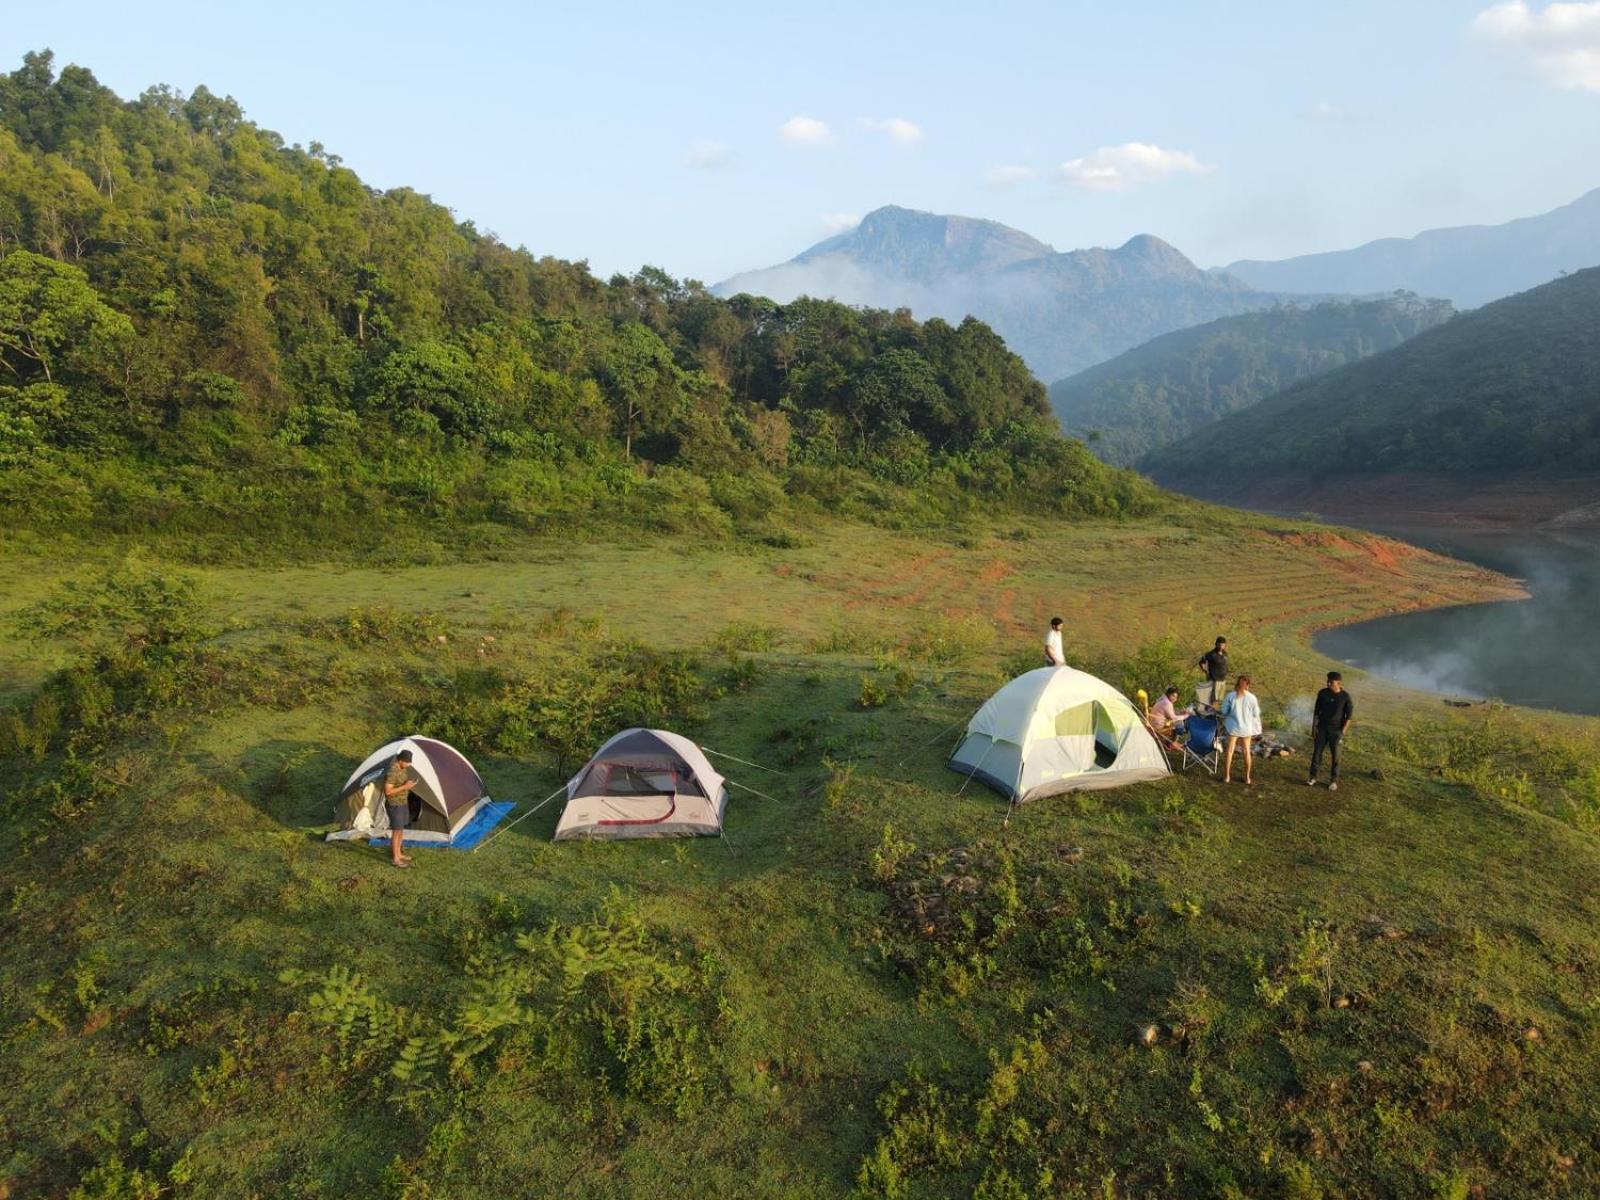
[2,513,1598,1198]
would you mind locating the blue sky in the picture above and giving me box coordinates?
[7,1,1599,281]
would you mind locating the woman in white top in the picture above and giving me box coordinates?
[1220,675,1262,786]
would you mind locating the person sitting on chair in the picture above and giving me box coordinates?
[1149,686,1187,734]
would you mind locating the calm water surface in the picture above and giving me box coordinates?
[1314,528,1600,716]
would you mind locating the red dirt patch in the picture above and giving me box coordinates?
[993,588,1020,634]
[976,558,1016,584]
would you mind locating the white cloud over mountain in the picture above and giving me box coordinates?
[778,116,835,146]
[1055,143,1212,192]
[819,211,862,233]
[1471,1,1600,91]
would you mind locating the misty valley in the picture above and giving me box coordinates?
[1317,527,1600,716]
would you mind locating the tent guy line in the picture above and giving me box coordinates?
[471,784,568,854]
[698,746,788,775]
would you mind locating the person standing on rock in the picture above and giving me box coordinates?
[1308,671,1354,791]
[1197,636,1229,709]
[1044,617,1066,668]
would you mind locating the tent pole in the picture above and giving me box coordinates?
[471,784,567,853]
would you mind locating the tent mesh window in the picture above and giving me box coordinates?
[574,759,705,799]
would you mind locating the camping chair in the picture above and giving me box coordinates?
[1177,713,1222,775]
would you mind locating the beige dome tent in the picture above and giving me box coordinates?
[327,735,488,844]
[949,667,1170,803]
[554,728,727,840]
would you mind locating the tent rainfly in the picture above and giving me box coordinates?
[949,666,1170,803]
[328,735,489,844]
[554,728,727,840]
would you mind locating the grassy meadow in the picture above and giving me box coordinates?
[3,509,1599,1199]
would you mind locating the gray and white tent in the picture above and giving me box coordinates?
[554,728,728,840]
[328,735,489,844]
[949,666,1170,803]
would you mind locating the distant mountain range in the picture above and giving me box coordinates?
[1225,188,1600,308]
[1049,294,1456,467]
[1144,267,1600,508]
[716,206,1295,381]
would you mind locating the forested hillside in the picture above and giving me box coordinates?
[1049,294,1454,466]
[1146,267,1600,491]
[0,52,1151,556]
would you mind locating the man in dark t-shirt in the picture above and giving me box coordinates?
[383,749,419,868]
[1308,672,1354,791]
[1197,637,1229,709]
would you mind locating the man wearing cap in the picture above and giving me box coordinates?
[1197,636,1229,709]
[383,749,419,868]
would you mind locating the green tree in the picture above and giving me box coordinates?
[0,250,132,384]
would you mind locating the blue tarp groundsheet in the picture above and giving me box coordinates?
[367,800,516,851]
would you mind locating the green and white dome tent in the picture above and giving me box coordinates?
[949,666,1170,803]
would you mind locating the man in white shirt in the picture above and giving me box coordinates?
[1044,617,1065,667]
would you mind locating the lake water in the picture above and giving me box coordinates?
[1314,527,1600,716]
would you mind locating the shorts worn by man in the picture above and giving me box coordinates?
[383,749,419,868]
[1308,672,1354,791]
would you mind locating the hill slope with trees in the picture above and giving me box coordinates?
[1145,267,1600,500]
[1048,294,1455,466]
[0,52,1152,556]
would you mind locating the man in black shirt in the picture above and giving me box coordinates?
[1308,671,1354,791]
[1197,637,1229,709]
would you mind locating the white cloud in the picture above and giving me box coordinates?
[859,116,924,145]
[684,139,732,170]
[819,211,862,234]
[983,164,1036,186]
[1471,1,1600,91]
[1307,100,1346,121]
[1055,142,1212,192]
[778,115,835,146]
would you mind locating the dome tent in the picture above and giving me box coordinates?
[328,735,488,844]
[554,728,727,840]
[949,667,1169,803]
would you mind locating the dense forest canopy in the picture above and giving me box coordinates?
[1048,294,1455,467]
[0,51,1152,552]
[1145,266,1600,487]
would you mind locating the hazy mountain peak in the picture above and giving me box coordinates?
[1225,186,1600,307]
[714,204,1284,380]
[793,204,1056,281]
[1117,232,1180,256]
